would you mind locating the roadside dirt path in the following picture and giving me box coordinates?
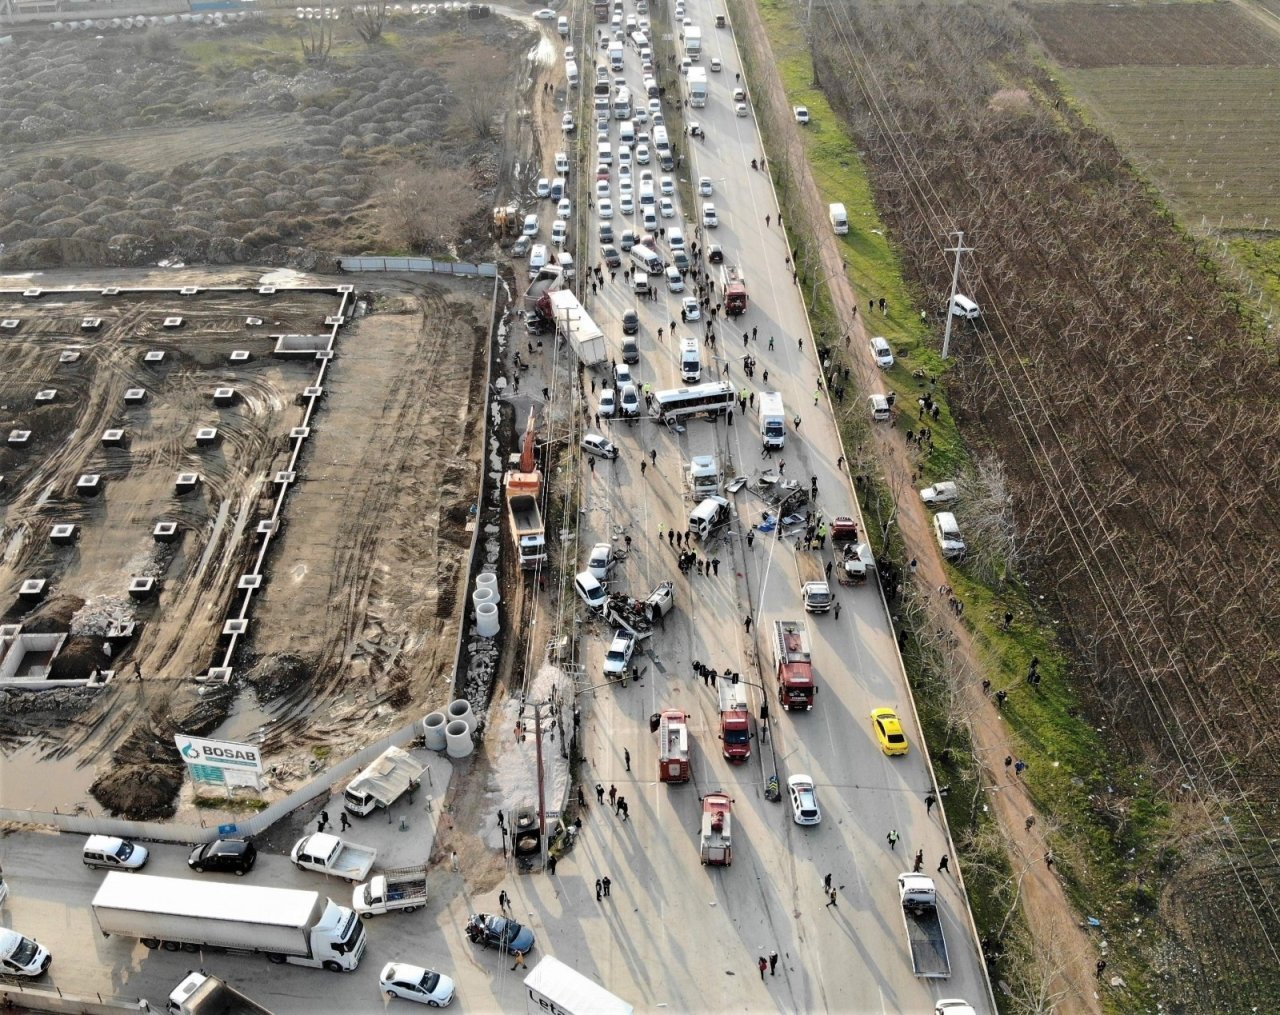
[736,2,1103,1009]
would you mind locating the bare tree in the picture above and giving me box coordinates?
[377,162,485,255]
[299,14,335,65]
[351,0,389,44]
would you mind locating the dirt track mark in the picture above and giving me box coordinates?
[6,115,308,174]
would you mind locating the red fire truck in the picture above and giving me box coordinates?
[774,619,817,711]
[656,709,691,783]
[722,265,748,316]
[717,681,751,762]
[699,792,733,866]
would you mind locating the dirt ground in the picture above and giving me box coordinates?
[0,269,491,820]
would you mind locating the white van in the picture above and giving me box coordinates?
[870,393,891,422]
[632,271,651,295]
[566,60,579,88]
[870,336,894,369]
[558,252,575,280]
[557,14,569,36]
[83,835,150,871]
[631,244,663,276]
[665,265,684,293]
[597,142,613,165]
[619,119,636,145]
[550,176,566,200]
[951,294,981,319]
[689,496,731,540]
[829,202,848,235]
[759,390,785,449]
[933,511,966,559]
[680,337,701,382]
[528,243,549,276]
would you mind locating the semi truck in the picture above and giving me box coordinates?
[717,681,751,762]
[351,865,428,918]
[699,792,733,865]
[91,873,366,972]
[542,289,605,366]
[167,970,273,1015]
[688,454,721,498]
[683,24,702,60]
[656,709,691,783]
[774,619,817,711]
[506,412,548,570]
[898,874,951,978]
[343,746,426,817]
[524,955,633,1015]
[290,833,378,883]
[685,65,707,106]
[798,550,833,612]
[758,391,785,449]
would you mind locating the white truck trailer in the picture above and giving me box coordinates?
[91,873,366,971]
[523,955,633,1014]
[685,65,708,106]
[758,390,785,449]
[343,746,426,817]
[546,289,606,366]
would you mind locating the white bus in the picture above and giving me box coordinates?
[652,381,734,421]
[758,390,786,449]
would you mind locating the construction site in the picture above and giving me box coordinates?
[0,267,492,820]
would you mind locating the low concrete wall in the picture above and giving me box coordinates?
[0,982,149,1013]
[338,256,498,277]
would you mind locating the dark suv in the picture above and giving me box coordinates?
[622,308,640,335]
[188,838,257,876]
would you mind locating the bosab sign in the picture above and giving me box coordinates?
[174,734,263,773]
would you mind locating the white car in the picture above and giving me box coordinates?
[635,143,651,165]
[613,362,633,387]
[603,628,637,677]
[596,179,611,200]
[659,197,675,218]
[380,963,457,1007]
[562,111,576,132]
[648,98,662,116]
[598,198,614,219]
[587,542,615,581]
[681,295,700,321]
[642,209,658,231]
[551,219,568,247]
[618,148,632,169]
[710,57,722,72]
[701,202,718,227]
[532,6,555,18]
[535,177,551,198]
[734,102,748,117]
[575,571,607,612]
[787,775,821,825]
[599,388,617,417]
[665,265,684,292]
[596,118,610,141]
[668,227,685,250]
[919,481,959,506]
[660,175,675,196]
[555,151,569,175]
[619,176,633,196]
[556,197,571,220]
[634,108,650,125]
[619,193,634,215]
[870,335,894,368]
[793,105,810,124]
[619,382,640,417]
[681,16,692,26]
[582,433,619,459]
[521,213,539,237]
[698,175,712,196]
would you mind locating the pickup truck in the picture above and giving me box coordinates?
[352,866,428,918]
[167,969,273,1015]
[898,874,951,978]
[290,833,377,883]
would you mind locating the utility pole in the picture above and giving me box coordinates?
[941,231,974,360]
[532,701,548,855]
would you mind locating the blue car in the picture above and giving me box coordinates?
[466,913,535,955]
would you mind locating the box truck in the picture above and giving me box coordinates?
[524,955,633,1014]
[92,873,365,971]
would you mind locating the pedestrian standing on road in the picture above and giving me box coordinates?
[747,529,755,548]
[744,615,753,633]
[668,529,676,546]
[511,950,527,971]
[1004,754,1013,773]
[813,389,820,406]
[996,689,1009,710]
[825,560,833,579]
[1045,851,1055,871]
[609,784,617,806]
[712,557,721,575]
[834,601,841,619]
[578,786,586,808]
[650,448,657,465]
[596,783,605,804]
[615,794,624,815]
[769,951,779,975]
[913,849,924,873]
[1015,759,1027,777]
[547,855,557,875]
[596,878,604,901]
[340,811,351,831]
[639,460,646,476]
[624,749,631,771]
[826,888,838,908]
[823,872,833,892]
[602,876,612,896]
[1096,959,1107,977]
[982,679,992,695]
[792,414,801,431]
[709,670,718,688]
[619,799,629,821]
[590,458,596,473]
[498,890,510,911]
[886,829,900,850]
[758,956,768,980]
[779,459,786,475]
[451,850,459,872]
[1025,815,1036,832]
[768,336,775,350]
[765,214,771,227]
[925,792,937,815]
[938,855,950,874]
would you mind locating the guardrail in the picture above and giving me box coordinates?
[337,256,499,277]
